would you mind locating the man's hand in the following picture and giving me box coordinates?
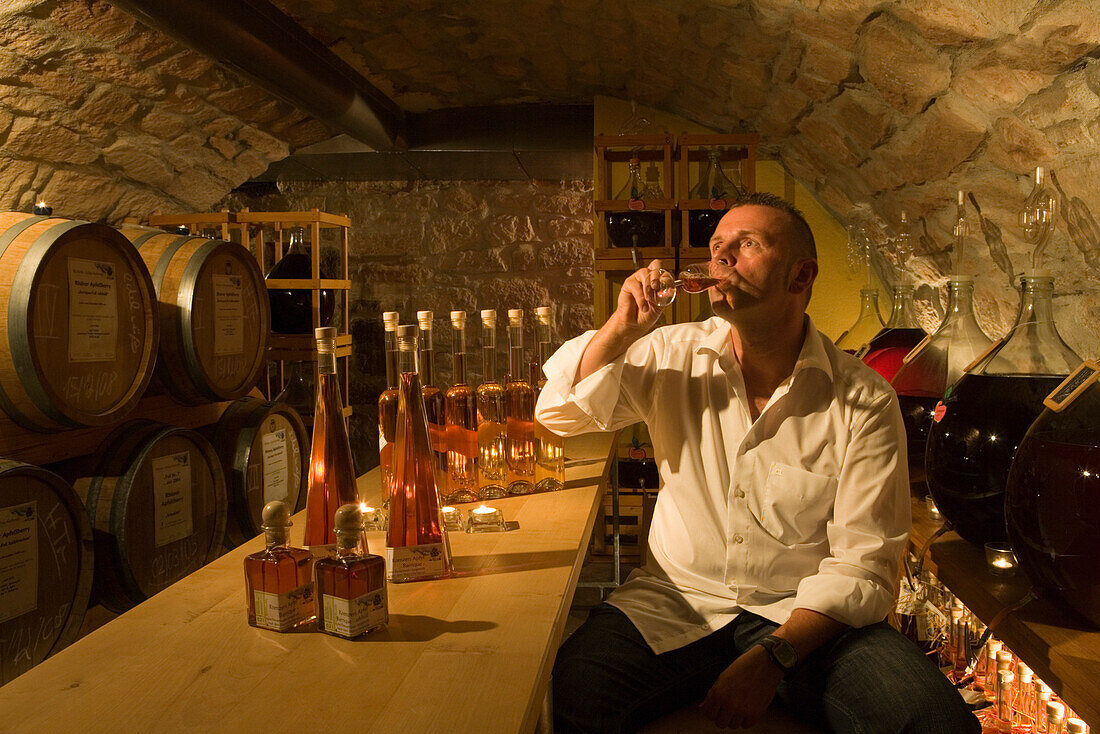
[699,644,785,729]
[613,259,670,336]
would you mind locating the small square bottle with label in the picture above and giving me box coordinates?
[316,503,388,639]
[245,500,316,632]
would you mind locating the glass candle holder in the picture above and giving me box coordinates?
[984,541,1018,576]
[925,495,942,520]
[466,504,507,533]
[359,503,387,531]
[441,506,465,532]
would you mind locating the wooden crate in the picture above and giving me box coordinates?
[591,491,653,560]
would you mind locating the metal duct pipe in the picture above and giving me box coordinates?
[107,0,407,151]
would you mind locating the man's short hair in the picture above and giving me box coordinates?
[731,192,817,262]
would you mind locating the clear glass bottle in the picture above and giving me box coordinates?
[1006,360,1100,628]
[445,311,479,504]
[1015,664,1034,726]
[417,311,448,492]
[688,148,742,247]
[385,324,453,582]
[315,503,387,638]
[892,276,992,464]
[1034,682,1052,733]
[926,272,1080,546]
[533,306,565,493]
[505,309,536,495]
[378,311,399,503]
[835,287,885,353]
[606,157,664,249]
[303,327,360,557]
[476,310,507,499]
[862,284,927,382]
[273,360,315,431]
[266,226,335,334]
[244,500,315,632]
[1046,701,1066,734]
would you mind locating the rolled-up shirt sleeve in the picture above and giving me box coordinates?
[535,329,662,436]
[793,391,911,628]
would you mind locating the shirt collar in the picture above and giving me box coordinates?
[694,315,834,381]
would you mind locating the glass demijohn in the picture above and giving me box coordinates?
[688,148,742,247]
[244,501,315,632]
[835,287,885,353]
[606,157,664,249]
[315,503,388,638]
[444,311,479,504]
[861,284,926,382]
[266,226,335,334]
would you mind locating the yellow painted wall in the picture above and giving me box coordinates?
[594,95,882,340]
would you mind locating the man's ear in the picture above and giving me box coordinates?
[789,258,818,294]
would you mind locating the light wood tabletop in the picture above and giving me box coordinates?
[0,431,616,734]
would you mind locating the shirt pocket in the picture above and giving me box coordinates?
[751,462,837,546]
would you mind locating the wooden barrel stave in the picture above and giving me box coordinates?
[0,460,94,684]
[0,213,158,431]
[72,420,227,612]
[118,227,269,407]
[210,397,308,547]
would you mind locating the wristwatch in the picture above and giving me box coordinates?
[757,635,798,673]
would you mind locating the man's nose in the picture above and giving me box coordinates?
[712,242,737,267]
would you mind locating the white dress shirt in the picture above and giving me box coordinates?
[536,316,910,654]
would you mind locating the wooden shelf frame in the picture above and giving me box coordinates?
[676,133,759,249]
[594,134,676,252]
[147,209,246,245]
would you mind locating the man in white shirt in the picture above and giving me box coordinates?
[537,194,977,733]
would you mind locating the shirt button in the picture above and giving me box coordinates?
[735,490,746,499]
[733,534,744,544]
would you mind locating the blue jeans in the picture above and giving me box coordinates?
[553,603,979,734]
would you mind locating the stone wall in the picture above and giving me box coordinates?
[221,178,594,473]
[0,0,328,222]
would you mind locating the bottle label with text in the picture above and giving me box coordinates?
[253,582,314,631]
[385,543,448,579]
[322,588,387,638]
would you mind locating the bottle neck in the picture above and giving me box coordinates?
[508,324,524,382]
[1017,276,1056,328]
[628,163,643,199]
[335,532,360,556]
[384,328,397,389]
[885,287,921,329]
[317,348,336,375]
[482,325,497,383]
[397,346,419,375]
[264,528,289,549]
[941,280,979,326]
[452,325,468,385]
[856,290,882,323]
[287,230,308,255]
[419,335,435,386]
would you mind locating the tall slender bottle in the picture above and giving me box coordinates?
[378,311,399,502]
[476,310,507,499]
[417,311,447,494]
[533,306,565,493]
[505,309,536,495]
[303,327,360,557]
[385,325,453,582]
[315,504,387,638]
[244,500,315,632]
[445,311,479,503]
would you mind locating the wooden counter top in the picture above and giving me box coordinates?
[0,432,617,734]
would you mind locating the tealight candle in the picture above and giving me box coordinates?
[466,504,506,533]
[984,541,1018,576]
[925,495,942,520]
[441,506,464,532]
[359,502,386,531]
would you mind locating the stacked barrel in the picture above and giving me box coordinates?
[0,212,305,681]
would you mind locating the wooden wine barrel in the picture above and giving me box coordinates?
[0,212,159,431]
[72,421,227,612]
[210,397,308,547]
[118,226,269,406]
[0,460,93,684]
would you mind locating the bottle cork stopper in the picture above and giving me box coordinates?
[1036,681,1051,698]
[315,326,337,340]
[1066,718,1086,733]
[1016,663,1032,681]
[508,309,523,323]
[397,324,418,340]
[481,309,496,324]
[417,311,433,328]
[998,671,1014,689]
[333,503,364,534]
[382,311,399,329]
[261,501,292,530]
[535,306,551,319]
[451,310,466,326]
[629,157,640,165]
[1047,701,1065,721]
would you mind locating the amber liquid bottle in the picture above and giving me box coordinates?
[445,311,479,504]
[385,324,453,582]
[244,500,315,632]
[315,503,388,638]
[303,327,360,557]
[476,310,507,499]
[417,311,448,495]
[532,306,565,493]
[378,311,399,503]
[505,309,536,495]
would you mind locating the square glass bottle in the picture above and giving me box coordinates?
[244,501,315,632]
[315,504,388,638]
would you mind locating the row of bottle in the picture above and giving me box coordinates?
[896,570,1089,733]
[606,149,744,248]
[245,501,388,639]
[378,308,565,507]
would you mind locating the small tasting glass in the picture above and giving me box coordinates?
[984,541,1018,576]
[466,505,507,533]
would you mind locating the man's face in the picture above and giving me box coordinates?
[705,204,814,321]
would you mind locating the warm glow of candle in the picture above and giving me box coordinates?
[992,557,1014,568]
[472,504,496,515]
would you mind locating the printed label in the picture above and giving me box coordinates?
[67,258,117,362]
[1044,360,1099,413]
[385,543,448,580]
[933,401,947,423]
[254,582,314,632]
[261,426,289,505]
[627,198,646,211]
[0,503,38,625]
[709,198,727,210]
[152,452,193,548]
[212,273,244,356]
[322,587,387,638]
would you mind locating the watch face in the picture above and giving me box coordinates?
[763,636,797,670]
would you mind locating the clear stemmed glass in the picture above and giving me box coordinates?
[652,262,723,308]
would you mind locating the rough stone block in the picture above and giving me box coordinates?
[78,85,139,126]
[797,114,862,168]
[103,136,175,188]
[0,156,37,210]
[21,67,89,105]
[876,95,988,185]
[5,116,98,165]
[892,0,1030,44]
[236,124,288,161]
[138,109,187,139]
[857,13,951,115]
[952,56,1056,113]
[154,50,215,84]
[37,168,120,221]
[986,116,1057,175]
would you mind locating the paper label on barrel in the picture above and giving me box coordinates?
[254,582,314,632]
[385,543,447,579]
[67,258,117,363]
[322,587,387,638]
[152,452,193,548]
[261,428,289,505]
[212,273,244,356]
[0,502,38,625]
